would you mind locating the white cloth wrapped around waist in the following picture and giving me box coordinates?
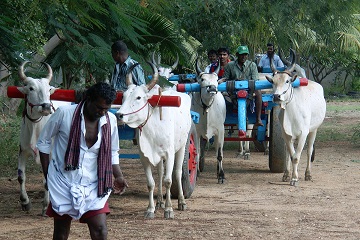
[48,160,109,220]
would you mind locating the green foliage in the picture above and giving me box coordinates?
[0,115,22,178]
[353,125,360,144]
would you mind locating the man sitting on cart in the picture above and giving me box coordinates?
[224,45,264,127]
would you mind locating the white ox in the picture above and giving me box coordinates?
[116,62,192,219]
[193,60,226,183]
[266,49,326,186]
[17,61,57,215]
[244,53,308,158]
[151,51,179,81]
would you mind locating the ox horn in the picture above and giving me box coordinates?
[278,48,291,67]
[125,63,140,86]
[146,61,159,90]
[270,56,277,74]
[170,53,179,70]
[285,48,296,73]
[151,51,160,67]
[19,61,30,82]
[214,59,221,75]
[230,54,237,61]
[41,62,53,83]
[195,58,203,75]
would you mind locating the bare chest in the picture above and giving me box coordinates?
[84,120,99,148]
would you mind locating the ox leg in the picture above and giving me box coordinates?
[163,155,176,219]
[141,160,156,219]
[244,139,250,160]
[282,137,293,182]
[237,141,244,158]
[290,136,307,186]
[156,160,165,210]
[18,151,32,212]
[215,133,225,184]
[305,131,317,181]
[199,136,207,170]
[174,149,187,211]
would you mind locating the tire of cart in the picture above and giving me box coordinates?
[171,121,199,199]
[268,105,288,173]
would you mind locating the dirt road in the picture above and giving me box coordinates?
[0,101,359,240]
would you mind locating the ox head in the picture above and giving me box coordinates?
[17,61,57,116]
[195,58,221,107]
[151,51,179,79]
[266,49,297,107]
[116,61,159,128]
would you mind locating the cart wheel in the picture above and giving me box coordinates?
[268,105,288,173]
[171,122,199,199]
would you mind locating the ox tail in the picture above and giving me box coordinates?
[311,146,315,162]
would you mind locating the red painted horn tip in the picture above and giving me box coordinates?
[299,77,308,86]
[238,130,247,138]
[176,84,185,92]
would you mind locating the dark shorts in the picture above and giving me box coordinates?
[46,201,110,223]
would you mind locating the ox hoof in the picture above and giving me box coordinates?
[218,178,225,184]
[236,152,244,158]
[41,209,48,217]
[178,203,187,211]
[264,149,269,155]
[164,210,174,219]
[282,175,290,182]
[144,211,155,219]
[156,201,165,210]
[305,175,312,181]
[244,153,250,160]
[290,180,299,186]
[21,202,32,212]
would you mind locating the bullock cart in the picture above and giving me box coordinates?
[166,72,308,173]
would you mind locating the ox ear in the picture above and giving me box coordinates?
[265,75,273,84]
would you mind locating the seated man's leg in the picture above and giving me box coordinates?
[255,90,264,126]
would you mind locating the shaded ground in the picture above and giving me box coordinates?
[0,101,359,240]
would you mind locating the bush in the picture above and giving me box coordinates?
[353,125,360,145]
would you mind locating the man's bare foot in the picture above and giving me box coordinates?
[254,120,264,127]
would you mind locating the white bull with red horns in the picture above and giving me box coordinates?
[116,62,192,219]
[266,49,326,186]
[17,61,57,215]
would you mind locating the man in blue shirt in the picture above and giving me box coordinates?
[111,40,145,91]
[258,43,284,72]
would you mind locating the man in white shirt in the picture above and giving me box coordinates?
[258,43,284,72]
[37,82,128,240]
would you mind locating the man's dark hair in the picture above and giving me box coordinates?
[207,49,217,56]
[111,40,128,53]
[267,43,274,48]
[217,47,230,54]
[86,82,117,104]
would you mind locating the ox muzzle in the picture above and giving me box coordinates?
[205,85,218,94]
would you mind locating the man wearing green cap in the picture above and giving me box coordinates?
[224,45,264,126]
